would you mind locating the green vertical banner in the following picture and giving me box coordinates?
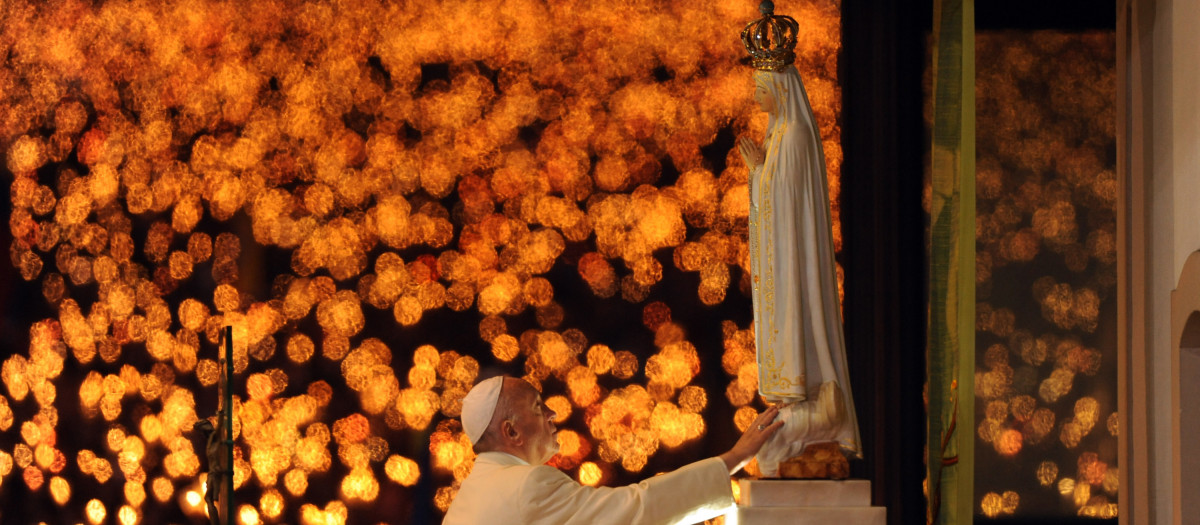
[927,0,974,524]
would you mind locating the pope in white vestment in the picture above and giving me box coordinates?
[740,62,863,476]
[442,376,784,525]
[443,453,732,525]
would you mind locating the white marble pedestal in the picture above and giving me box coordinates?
[734,479,886,525]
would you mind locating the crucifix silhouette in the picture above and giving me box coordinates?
[194,326,235,525]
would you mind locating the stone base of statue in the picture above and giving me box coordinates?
[736,478,885,525]
[777,442,849,479]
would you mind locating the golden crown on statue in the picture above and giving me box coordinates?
[740,0,799,71]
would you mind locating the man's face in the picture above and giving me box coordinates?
[509,381,559,465]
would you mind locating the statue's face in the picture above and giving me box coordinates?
[753,83,776,115]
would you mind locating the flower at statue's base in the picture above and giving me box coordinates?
[777,442,849,479]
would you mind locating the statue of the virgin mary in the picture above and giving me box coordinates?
[737,0,862,476]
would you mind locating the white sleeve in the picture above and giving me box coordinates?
[518,457,734,525]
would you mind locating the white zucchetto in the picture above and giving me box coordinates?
[461,376,504,445]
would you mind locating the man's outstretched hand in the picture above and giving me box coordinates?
[718,405,784,475]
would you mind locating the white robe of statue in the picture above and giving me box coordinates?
[746,65,862,476]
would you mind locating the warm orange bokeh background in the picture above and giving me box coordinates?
[1,1,842,523]
[969,31,1117,519]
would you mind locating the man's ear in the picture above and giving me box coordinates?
[501,419,521,444]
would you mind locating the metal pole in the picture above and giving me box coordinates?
[224,326,234,525]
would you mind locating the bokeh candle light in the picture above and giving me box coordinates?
[1,0,845,522]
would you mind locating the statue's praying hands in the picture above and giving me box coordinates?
[738,136,765,170]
